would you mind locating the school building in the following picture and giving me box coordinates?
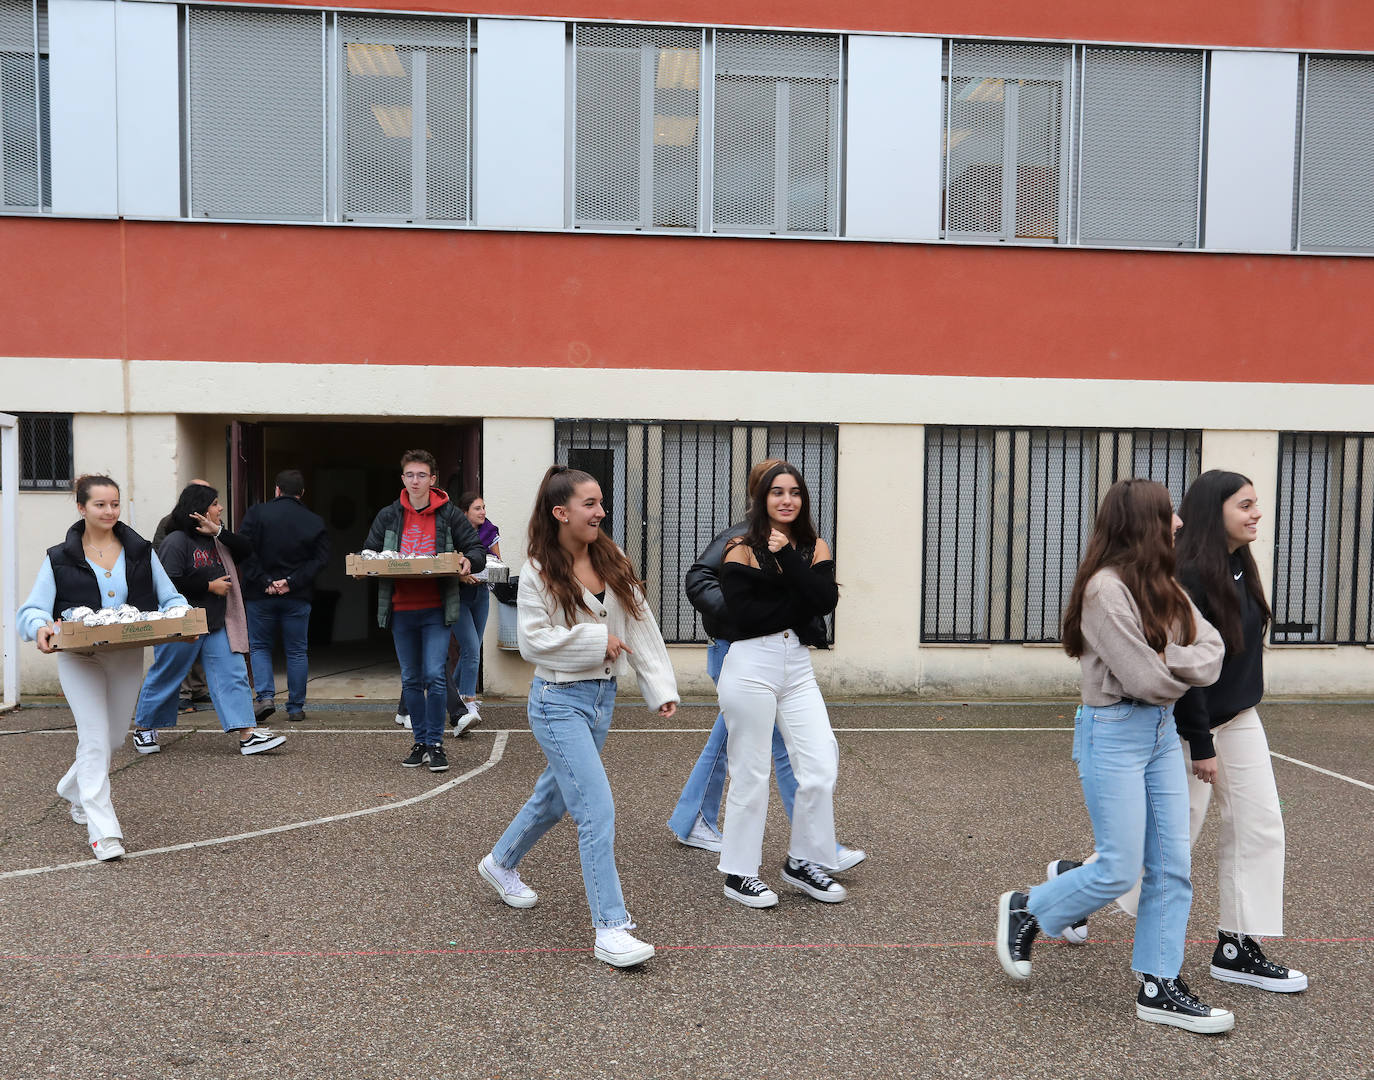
[2,0,1372,700]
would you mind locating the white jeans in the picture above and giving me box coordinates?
[55,649,145,843]
[716,632,838,877]
[1117,707,1286,936]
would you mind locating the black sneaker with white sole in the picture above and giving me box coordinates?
[780,858,847,903]
[401,742,427,768]
[1210,931,1308,992]
[723,874,779,908]
[238,729,286,755]
[427,745,449,772]
[996,890,1038,980]
[1046,859,1089,945]
[1136,975,1235,1034]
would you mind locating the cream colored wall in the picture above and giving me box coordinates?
[4,356,1373,700]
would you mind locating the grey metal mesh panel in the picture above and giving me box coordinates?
[188,7,324,219]
[1077,47,1202,247]
[574,24,700,230]
[945,41,1070,240]
[713,30,840,234]
[340,15,468,222]
[0,0,38,209]
[659,424,735,640]
[1297,56,1374,251]
[9,412,71,490]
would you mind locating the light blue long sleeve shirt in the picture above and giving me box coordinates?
[17,551,188,641]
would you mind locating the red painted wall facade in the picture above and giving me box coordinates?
[3,218,1371,384]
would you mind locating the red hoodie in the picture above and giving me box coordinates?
[391,486,449,612]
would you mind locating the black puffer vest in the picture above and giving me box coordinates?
[47,520,158,617]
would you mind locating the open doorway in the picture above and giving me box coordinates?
[225,419,482,682]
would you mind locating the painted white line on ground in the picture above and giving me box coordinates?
[3,726,1077,736]
[0,732,510,882]
[1270,751,1374,792]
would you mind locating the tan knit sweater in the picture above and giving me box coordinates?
[1078,568,1223,706]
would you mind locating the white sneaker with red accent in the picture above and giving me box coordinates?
[91,837,125,862]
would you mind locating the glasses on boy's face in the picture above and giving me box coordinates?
[402,472,432,482]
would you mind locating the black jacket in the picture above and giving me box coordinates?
[720,542,837,649]
[239,496,330,601]
[48,520,158,616]
[1173,554,1266,761]
[683,521,748,641]
[158,526,252,633]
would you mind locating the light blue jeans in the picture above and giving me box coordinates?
[1027,700,1193,978]
[666,637,797,840]
[134,627,256,733]
[491,677,630,929]
[451,583,489,700]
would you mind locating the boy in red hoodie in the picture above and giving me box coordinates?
[364,450,487,772]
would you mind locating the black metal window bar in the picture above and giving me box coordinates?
[555,420,838,643]
[922,426,1201,643]
[1272,432,1374,644]
[0,412,72,491]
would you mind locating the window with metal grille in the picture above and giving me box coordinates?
[187,6,326,219]
[555,420,838,643]
[1074,46,1204,247]
[340,15,469,223]
[0,413,72,491]
[943,41,1203,246]
[573,24,702,230]
[1294,56,1374,252]
[922,426,1201,642]
[0,0,48,211]
[713,30,841,235]
[1271,433,1374,644]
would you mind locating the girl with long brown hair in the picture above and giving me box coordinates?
[478,466,678,969]
[995,478,1234,1034]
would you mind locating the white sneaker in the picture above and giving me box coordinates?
[594,925,655,968]
[394,712,412,730]
[454,699,480,736]
[91,837,125,861]
[1047,859,1089,945]
[478,853,538,909]
[678,814,722,853]
[69,803,88,826]
[238,729,286,755]
[132,728,160,754]
[833,844,867,873]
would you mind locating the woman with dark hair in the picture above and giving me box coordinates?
[995,478,1233,1034]
[714,461,846,909]
[1116,471,1304,991]
[477,466,678,969]
[450,490,501,733]
[18,476,188,861]
[131,484,286,756]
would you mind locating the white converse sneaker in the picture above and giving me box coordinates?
[394,712,412,729]
[833,844,866,872]
[677,814,722,853]
[594,925,654,968]
[69,803,88,825]
[478,853,538,909]
[91,837,125,861]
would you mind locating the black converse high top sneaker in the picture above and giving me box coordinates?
[996,890,1038,980]
[1136,975,1235,1034]
[1210,931,1308,992]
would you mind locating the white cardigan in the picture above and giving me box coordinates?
[517,558,679,711]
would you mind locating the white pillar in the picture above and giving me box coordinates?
[1,413,19,708]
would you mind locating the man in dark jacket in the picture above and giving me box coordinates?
[240,469,331,721]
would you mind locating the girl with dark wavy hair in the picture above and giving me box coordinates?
[995,478,1233,1034]
[478,466,678,970]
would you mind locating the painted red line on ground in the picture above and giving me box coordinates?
[3,935,1370,965]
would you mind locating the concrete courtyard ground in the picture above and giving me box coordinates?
[1,699,1371,1080]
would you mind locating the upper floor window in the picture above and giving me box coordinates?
[942,41,1204,247]
[1294,56,1374,252]
[0,0,48,212]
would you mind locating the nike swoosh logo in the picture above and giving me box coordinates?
[1234,572,1243,580]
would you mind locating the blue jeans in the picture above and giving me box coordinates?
[245,595,312,715]
[451,584,490,700]
[491,677,630,929]
[1027,701,1193,978]
[667,637,796,840]
[391,606,450,747]
[134,627,256,733]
